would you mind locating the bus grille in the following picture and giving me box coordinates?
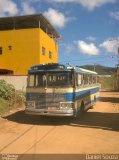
[26,93,66,109]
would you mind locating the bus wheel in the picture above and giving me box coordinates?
[94,95,96,103]
[75,101,84,119]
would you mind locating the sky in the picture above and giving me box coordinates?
[0,0,119,67]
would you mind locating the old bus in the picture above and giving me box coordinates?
[25,63,100,118]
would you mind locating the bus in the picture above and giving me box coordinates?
[25,63,100,118]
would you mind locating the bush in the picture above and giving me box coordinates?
[0,80,26,108]
[0,80,15,100]
[0,80,26,115]
[10,91,26,106]
[0,98,10,115]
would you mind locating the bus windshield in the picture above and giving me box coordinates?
[27,71,73,87]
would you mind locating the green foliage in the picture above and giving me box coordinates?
[0,80,26,115]
[0,80,15,100]
[10,91,26,106]
[0,98,9,115]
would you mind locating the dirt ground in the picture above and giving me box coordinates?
[0,92,119,157]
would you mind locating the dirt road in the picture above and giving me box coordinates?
[0,92,119,156]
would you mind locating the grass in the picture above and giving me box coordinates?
[0,98,10,115]
[0,97,25,116]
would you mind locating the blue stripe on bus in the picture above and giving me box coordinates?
[66,87,100,101]
[26,87,100,102]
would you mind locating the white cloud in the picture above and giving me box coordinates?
[21,1,36,15]
[78,40,99,55]
[43,8,69,28]
[110,11,119,21]
[65,44,74,54]
[78,0,116,11]
[59,42,75,54]
[0,0,19,17]
[86,36,96,41]
[100,38,119,54]
[48,0,116,11]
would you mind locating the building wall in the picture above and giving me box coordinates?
[39,29,58,64]
[0,28,58,75]
[0,28,39,75]
[0,76,27,91]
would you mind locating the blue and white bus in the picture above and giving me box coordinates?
[25,63,100,118]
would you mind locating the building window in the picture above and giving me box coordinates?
[49,51,52,59]
[42,47,45,55]
[0,47,2,55]
[8,46,12,51]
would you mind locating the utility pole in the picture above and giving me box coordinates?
[94,64,97,72]
[108,38,119,90]
[117,48,119,90]
[94,64,95,72]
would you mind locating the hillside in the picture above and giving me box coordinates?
[79,65,115,75]
[78,65,117,90]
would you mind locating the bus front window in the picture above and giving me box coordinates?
[38,74,46,87]
[47,72,72,87]
[28,72,73,87]
[28,74,47,87]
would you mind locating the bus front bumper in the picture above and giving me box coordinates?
[25,108,74,117]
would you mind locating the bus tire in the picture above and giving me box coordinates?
[75,101,84,119]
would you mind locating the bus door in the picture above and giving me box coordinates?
[45,73,60,110]
[35,72,58,110]
[35,73,48,109]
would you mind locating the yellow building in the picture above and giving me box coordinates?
[0,14,60,75]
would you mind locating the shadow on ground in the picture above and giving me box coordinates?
[100,97,119,103]
[3,110,119,132]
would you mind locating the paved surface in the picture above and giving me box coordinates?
[0,92,119,155]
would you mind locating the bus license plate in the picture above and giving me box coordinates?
[48,106,57,110]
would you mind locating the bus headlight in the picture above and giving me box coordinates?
[60,102,74,109]
[26,101,35,108]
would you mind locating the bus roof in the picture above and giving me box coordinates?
[76,67,97,75]
[28,63,97,75]
[67,66,97,75]
[28,63,67,73]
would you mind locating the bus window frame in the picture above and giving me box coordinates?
[27,74,35,87]
[75,73,98,87]
[47,71,73,87]
[27,71,74,88]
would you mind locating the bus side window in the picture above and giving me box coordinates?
[89,75,92,84]
[92,75,96,84]
[83,74,88,85]
[76,74,82,86]
[28,75,35,87]
[92,76,95,84]
[78,74,82,86]
[82,74,84,86]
